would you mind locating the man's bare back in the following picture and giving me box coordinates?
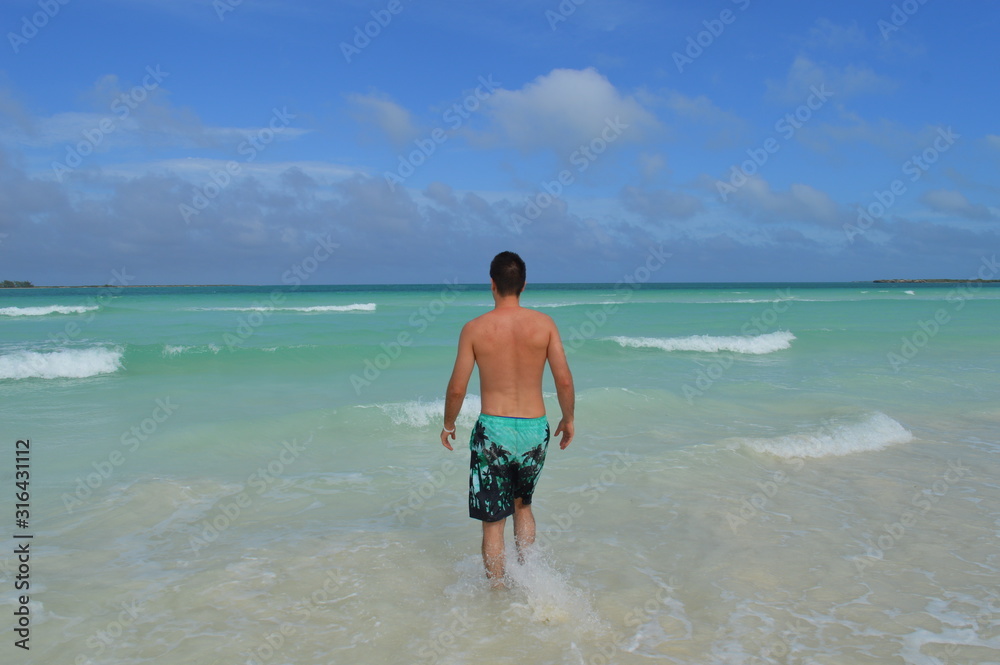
[441,301,574,449]
[463,306,554,418]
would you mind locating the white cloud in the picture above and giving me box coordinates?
[921,189,996,220]
[0,87,34,135]
[1,73,309,154]
[347,92,420,148]
[664,91,745,149]
[620,185,702,222]
[636,152,666,182]
[803,18,867,51]
[729,175,841,226]
[795,112,968,167]
[483,67,659,155]
[110,158,355,183]
[765,56,895,103]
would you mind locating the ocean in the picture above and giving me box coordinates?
[1,281,998,664]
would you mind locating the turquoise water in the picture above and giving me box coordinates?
[2,282,999,663]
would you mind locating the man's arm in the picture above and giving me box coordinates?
[441,323,475,450]
[546,321,575,449]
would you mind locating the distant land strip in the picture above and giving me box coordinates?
[0,284,241,289]
[873,279,1000,283]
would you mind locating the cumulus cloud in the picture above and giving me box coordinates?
[726,175,842,227]
[663,91,745,149]
[884,218,1000,272]
[4,142,992,285]
[482,67,659,156]
[636,152,666,182]
[620,185,702,222]
[921,189,996,220]
[0,147,663,285]
[1,72,308,155]
[802,18,868,51]
[347,92,421,148]
[0,86,34,136]
[765,56,895,103]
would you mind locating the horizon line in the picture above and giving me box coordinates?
[5,279,1000,289]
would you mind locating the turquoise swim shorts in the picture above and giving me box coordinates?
[468,414,550,522]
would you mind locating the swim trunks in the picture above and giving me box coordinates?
[468,414,550,522]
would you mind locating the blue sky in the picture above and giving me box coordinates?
[0,0,997,285]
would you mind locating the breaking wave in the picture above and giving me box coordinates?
[608,331,795,354]
[0,346,123,380]
[735,412,914,458]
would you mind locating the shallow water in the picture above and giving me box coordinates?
[1,282,998,663]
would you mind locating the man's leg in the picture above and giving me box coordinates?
[512,498,535,562]
[482,517,506,587]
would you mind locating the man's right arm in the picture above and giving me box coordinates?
[441,323,475,450]
[546,321,575,449]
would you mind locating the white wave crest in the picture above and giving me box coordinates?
[609,330,795,354]
[0,305,99,317]
[691,298,790,304]
[0,347,123,380]
[534,300,630,308]
[162,344,221,356]
[737,412,913,458]
[374,395,482,428]
[289,304,376,312]
[193,303,376,313]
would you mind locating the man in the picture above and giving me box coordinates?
[440,251,575,587]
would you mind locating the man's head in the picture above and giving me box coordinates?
[489,251,526,297]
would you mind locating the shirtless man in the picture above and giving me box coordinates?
[440,251,575,586]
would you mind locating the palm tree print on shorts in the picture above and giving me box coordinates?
[468,418,549,521]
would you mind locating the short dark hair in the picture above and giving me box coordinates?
[490,251,526,296]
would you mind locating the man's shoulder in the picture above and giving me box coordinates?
[464,311,493,327]
[522,307,557,326]
[460,312,492,338]
[465,307,556,326]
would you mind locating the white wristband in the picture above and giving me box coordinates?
[443,425,455,433]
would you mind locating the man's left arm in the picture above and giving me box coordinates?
[546,319,575,449]
[441,324,475,450]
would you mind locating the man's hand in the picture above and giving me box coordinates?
[440,427,455,451]
[554,418,574,450]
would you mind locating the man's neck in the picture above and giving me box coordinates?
[492,294,521,309]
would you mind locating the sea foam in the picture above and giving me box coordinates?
[285,304,376,312]
[0,346,123,380]
[503,549,606,630]
[534,300,631,309]
[0,305,99,317]
[609,330,795,354]
[193,303,376,313]
[737,412,914,458]
[162,344,221,356]
[373,395,483,428]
